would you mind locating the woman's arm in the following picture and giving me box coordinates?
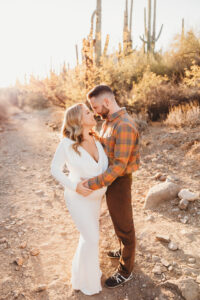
[50,139,77,191]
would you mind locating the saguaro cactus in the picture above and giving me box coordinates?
[103,34,110,57]
[95,0,102,64]
[140,0,163,54]
[75,44,79,66]
[82,0,109,66]
[181,18,185,40]
[123,0,134,55]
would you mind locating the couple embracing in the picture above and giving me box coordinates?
[51,85,140,295]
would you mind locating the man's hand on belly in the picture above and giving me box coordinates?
[76,180,93,196]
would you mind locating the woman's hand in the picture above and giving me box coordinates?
[76,180,93,196]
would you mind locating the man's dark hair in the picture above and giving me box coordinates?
[87,85,114,100]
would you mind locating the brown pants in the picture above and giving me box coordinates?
[106,173,136,277]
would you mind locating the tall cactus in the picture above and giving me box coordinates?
[140,0,163,54]
[103,34,110,57]
[181,18,185,40]
[123,0,134,55]
[82,0,109,66]
[95,0,102,64]
[75,44,79,66]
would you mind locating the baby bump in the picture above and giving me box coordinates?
[64,187,106,223]
[64,186,107,202]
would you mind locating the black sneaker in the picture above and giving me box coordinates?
[107,249,121,259]
[105,272,133,288]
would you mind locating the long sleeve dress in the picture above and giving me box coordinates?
[51,137,108,295]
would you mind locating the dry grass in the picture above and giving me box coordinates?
[0,103,8,124]
[186,141,200,161]
[164,102,200,127]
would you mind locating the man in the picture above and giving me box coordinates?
[77,85,140,288]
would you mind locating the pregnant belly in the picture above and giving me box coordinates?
[64,185,107,201]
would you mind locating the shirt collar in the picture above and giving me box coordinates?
[107,107,126,122]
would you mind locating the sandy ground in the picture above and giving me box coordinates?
[0,106,200,300]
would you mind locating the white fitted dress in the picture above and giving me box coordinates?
[51,137,108,295]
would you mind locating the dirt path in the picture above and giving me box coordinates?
[0,108,200,300]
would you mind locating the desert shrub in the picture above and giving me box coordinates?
[99,52,147,97]
[17,91,49,110]
[183,63,200,88]
[164,101,200,127]
[186,141,200,161]
[19,67,87,109]
[163,30,200,82]
[16,29,200,118]
[131,82,200,121]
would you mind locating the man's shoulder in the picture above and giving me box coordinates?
[115,113,138,133]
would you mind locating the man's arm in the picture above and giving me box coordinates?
[86,123,139,190]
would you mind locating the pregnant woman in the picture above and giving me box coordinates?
[51,103,108,295]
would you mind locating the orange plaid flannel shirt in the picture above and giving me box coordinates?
[87,108,140,190]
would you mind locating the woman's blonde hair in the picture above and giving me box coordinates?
[61,103,84,155]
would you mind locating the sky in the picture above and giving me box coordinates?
[0,0,199,87]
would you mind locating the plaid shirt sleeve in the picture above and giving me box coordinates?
[87,123,139,190]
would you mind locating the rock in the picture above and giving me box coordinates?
[155,234,170,243]
[35,190,45,197]
[188,258,196,264]
[196,276,200,283]
[168,266,173,271]
[20,166,27,171]
[168,241,178,251]
[49,123,58,130]
[176,277,200,300]
[13,290,21,298]
[159,175,167,181]
[178,189,199,202]
[0,237,7,244]
[19,241,27,249]
[30,248,40,256]
[152,255,160,263]
[161,259,170,267]
[182,266,200,276]
[14,257,24,266]
[153,173,167,181]
[180,216,189,224]
[145,215,155,222]
[154,172,162,180]
[152,264,162,275]
[171,207,180,212]
[35,284,47,292]
[179,199,189,210]
[167,175,180,182]
[144,182,180,209]
[1,277,14,295]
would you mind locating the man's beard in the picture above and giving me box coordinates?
[99,105,109,119]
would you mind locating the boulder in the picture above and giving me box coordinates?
[176,277,199,300]
[144,182,180,209]
[168,241,178,251]
[178,189,199,201]
[179,198,189,210]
